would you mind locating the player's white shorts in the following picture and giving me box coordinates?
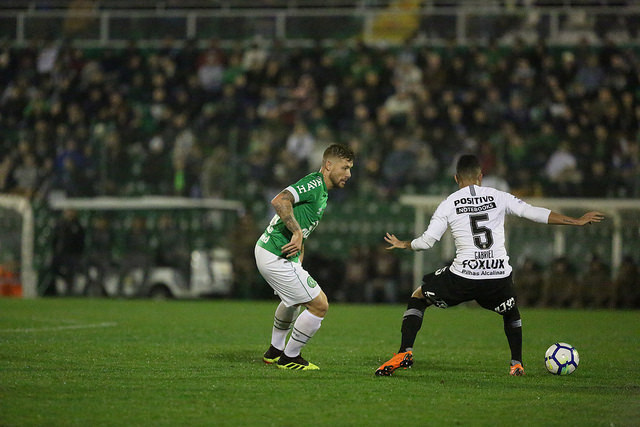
[254,245,321,307]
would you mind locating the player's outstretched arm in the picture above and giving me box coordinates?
[384,233,412,250]
[547,211,605,226]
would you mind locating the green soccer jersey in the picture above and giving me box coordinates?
[257,172,328,262]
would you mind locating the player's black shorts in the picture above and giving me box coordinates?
[420,266,516,314]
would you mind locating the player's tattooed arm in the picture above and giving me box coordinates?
[271,190,303,258]
[272,190,301,234]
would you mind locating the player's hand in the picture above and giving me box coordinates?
[282,231,303,258]
[578,211,605,225]
[384,232,408,250]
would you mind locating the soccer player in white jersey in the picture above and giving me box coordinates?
[375,154,604,376]
[256,144,354,370]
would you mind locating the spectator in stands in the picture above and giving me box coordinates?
[370,242,402,303]
[50,209,85,296]
[83,214,114,296]
[577,255,613,308]
[228,212,265,299]
[340,246,371,303]
[613,256,640,309]
[544,141,582,197]
[200,145,231,199]
[53,155,85,197]
[11,152,39,199]
[242,41,268,72]
[420,50,447,94]
[101,131,130,195]
[381,135,415,198]
[514,257,544,307]
[197,51,224,95]
[383,89,414,130]
[408,142,439,189]
[142,135,173,195]
[117,216,152,297]
[154,213,190,274]
[291,73,319,118]
[540,257,579,308]
[575,53,605,95]
[285,121,315,173]
[611,135,639,197]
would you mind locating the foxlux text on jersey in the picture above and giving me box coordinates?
[462,259,506,270]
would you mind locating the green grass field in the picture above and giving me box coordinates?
[1,298,638,426]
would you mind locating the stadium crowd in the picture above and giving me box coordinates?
[1,37,639,201]
[0,37,639,305]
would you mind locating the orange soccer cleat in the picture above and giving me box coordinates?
[509,362,525,376]
[375,351,413,376]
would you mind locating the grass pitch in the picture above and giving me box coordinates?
[1,298,638,426]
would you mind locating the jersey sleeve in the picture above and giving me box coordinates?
[504,192,550,223]
[285,185,301,204]
[410,200,449,251]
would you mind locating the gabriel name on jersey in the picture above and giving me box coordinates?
[257,172,328,263]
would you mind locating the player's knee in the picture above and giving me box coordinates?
[306,292,329,317]
[309,302,328,317]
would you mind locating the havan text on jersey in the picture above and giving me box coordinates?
[295,177,324,195]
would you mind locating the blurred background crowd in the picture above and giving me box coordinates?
[1,36,639,203]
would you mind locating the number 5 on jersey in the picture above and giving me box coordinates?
[470,214,493,250]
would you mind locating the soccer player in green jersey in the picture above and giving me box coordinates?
[255,144,354,370]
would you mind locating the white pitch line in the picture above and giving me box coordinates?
[0,322,118,333]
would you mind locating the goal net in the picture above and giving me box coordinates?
[1,195,244,298]
[0,194,36,297]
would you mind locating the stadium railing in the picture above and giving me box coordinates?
[1,4,638,47]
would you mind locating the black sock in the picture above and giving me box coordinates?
[503,307,523,363]
[399,297,428,352]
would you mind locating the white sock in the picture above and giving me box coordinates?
[284,310,323,358]
[271,302,300,350]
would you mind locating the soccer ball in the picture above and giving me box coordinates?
[545,342,579,375]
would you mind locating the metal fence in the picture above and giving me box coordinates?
[1,4,639,47]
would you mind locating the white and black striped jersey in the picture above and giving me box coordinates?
[411,185,551,280]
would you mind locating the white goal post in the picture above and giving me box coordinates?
[400,195,640,286]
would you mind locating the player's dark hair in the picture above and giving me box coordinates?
[456,154,481,179]
[323,144,354,162]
